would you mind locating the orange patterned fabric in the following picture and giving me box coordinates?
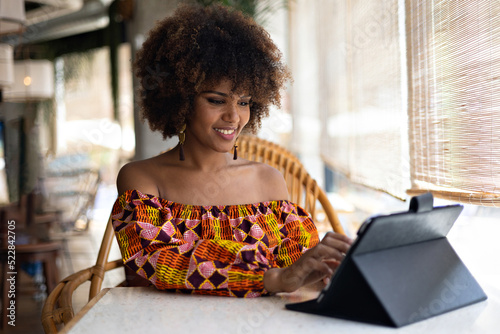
[112,189,319,297]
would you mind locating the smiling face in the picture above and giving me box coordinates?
[186,79,251,155]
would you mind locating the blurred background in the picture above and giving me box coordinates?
[0,0,499,333]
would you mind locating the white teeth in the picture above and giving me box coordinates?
[215,128,235,135]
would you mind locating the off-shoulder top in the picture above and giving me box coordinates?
[111,189,319,298]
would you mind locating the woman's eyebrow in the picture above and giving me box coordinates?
[201,90,228,97]
[201,91,251,99]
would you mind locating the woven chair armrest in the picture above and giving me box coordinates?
[42,261,126,333]
[41,267,94,334]
[105,259,124,271]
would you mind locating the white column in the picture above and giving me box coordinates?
[288,0,323,184]
[126,0,182,160]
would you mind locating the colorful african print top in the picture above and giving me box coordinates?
[112,189,319,298]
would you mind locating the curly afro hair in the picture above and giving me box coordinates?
[134,3,291,139]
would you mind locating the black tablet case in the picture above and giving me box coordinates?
[286,193,487,327]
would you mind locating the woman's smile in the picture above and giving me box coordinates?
[214,127,237,140]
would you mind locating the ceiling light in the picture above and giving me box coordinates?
[3,59,54,101]
[0,0,26,36]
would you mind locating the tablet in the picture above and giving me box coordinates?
[285,193,487,327]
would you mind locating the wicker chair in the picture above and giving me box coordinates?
[41,134,344,333]
[237,135,343,233]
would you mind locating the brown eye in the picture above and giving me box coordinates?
[207,98,224,105]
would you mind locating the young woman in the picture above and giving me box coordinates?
[112,3,351,298]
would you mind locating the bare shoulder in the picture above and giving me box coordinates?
[116,158,159,197]
[252,161,289,201]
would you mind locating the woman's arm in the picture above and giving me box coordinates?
[116,160,159,197]
[257,165,353,293]
[263,232,352,293]
[257,163,290,201]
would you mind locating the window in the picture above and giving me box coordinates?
[317,0,500,206]
[406,0,500,206]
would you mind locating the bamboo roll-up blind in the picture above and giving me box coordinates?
[406,0,500,206]
[318,0,410,199]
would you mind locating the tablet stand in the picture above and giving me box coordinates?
[287,193,487,327]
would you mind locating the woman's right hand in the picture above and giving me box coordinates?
[263,232,352,293]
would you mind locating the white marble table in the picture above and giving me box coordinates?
[60,214,500,334]
[60,282,498,334]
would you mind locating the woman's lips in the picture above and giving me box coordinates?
[214,127,236,140]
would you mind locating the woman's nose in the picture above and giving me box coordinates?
[222,102,240,123]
